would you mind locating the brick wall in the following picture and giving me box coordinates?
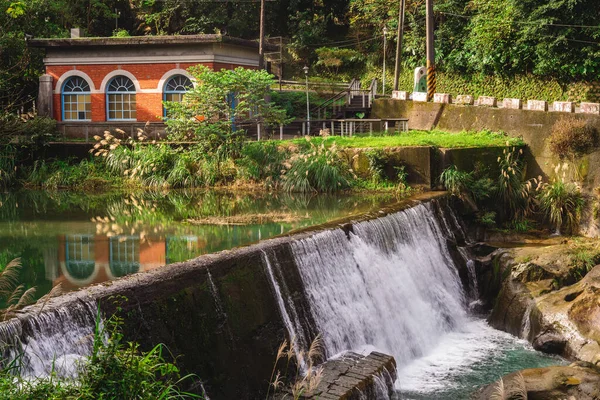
[47,62,223,123]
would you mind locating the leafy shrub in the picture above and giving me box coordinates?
[364,149,387,183]
[549,117,598,160]
[539,179,585,235]
[237,141,289,184]
[477,211,497,228]
[439,166,474,197]
[281,138,353,193]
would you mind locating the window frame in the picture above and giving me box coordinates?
[106,76,137,121]
[163,75,193,117]
[61,77,92,122]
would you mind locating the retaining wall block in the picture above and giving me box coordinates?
[552,101,575,113]
[433,93,452,104]
[477,96,497,107]
[412,92,428,102]
[580,102,600,115]
[527,100,548,112]
[454,95,474,106]
[502,98,522,110]
[391,91,408,100]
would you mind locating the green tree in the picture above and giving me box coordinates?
[165,66,289,156]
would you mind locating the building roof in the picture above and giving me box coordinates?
[28,34,276,51]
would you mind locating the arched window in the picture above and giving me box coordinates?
[62,77,91,121]
[163,75,193,115]
[106,76,136,121]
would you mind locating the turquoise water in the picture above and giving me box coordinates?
[0,189,397,300]
[396,318,565,399]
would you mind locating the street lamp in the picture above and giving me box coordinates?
[382,26,388,96]
[303,65,310,134]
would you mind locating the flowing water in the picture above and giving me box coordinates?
[266,201,563,399]
[0,195,564,398]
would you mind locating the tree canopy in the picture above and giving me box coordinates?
[1,0,600,111]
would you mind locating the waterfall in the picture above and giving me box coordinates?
[0,299,99,378]
[288,202,469,368]
[262,250,307,367]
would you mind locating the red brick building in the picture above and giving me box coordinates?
[29,34,264,137]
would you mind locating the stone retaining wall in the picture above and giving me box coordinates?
[371,99,600,191]
[276,352,397,400]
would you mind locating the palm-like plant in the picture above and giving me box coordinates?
[539,179,585,235]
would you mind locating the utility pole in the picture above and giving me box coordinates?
[258,0,266,69]
[426,0,436,101]
[382,26,388,96]
[393,0,406,91]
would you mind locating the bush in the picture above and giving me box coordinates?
[237,141,289,184]
[281,138,353,193]
[549,117,598,160]
[0,316,201,399]
[539,179,585,235]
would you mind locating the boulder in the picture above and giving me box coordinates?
[477,364,600,400]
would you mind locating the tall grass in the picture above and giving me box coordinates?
[281,138,353,193]
[267,334,324,400]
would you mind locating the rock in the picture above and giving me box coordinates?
[477,364,600,400]
[527,100,548,112]
[533,329,567,354]
[487,239,600,362]
[503,98,522,109]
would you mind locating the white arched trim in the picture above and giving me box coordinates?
[59,261,101,286]
[157,69,197,92]
[54,70,96,94]
[99,69,142,93]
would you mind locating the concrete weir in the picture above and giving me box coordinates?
[0,192,463,399]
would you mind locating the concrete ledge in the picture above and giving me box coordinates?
[580,102,600,115]
[276,352,397,400]
[553,101,575,113]
[455,95,474,106]
[477,96,497,107]
[527,100,548,112]
[434,93,452,104]
[502,98,522,110]
[412,92,428,102]
[391,90,408,100]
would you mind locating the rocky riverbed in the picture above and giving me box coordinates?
[474,237,600,399]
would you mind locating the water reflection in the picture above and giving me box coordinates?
[0,190,398,299]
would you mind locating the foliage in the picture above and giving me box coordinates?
[93,129,236,189]
[26,158,113,191]
[269,91,323,119]
[0,314,201,399]
[285,130,524,149]
[549,117,598,160]
[165,66,289,158]
[497,147,541,220]
[539,178,585,235]
[237,141,289,186]
[315,47,364,78]
[281,137,353,193]
[477,211,497,228]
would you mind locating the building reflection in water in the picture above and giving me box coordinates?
[52,234,199,291]
[45,227,270,291]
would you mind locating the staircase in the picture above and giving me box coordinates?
[313,78,378,120]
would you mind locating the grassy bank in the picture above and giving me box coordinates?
[8,129,520,193]
[283,129,524,149]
